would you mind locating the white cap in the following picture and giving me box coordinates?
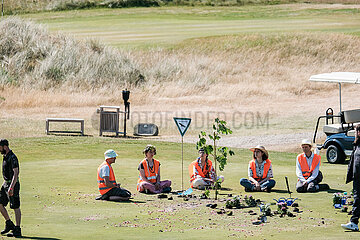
[301,139,312,147]
[104,149,118,159]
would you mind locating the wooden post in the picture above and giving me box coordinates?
[213,133,218,200]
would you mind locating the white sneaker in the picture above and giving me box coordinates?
[341,222,359,231]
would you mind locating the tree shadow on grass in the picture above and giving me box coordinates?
[48,133,92,137]
[101,135,141,139]
[323,160,350,165]
[128,200,147,204]
[112,199,146,204]
[96,199,147,204]
[269,189,290,194]
[327,188,346,194]
[20,237,61,240]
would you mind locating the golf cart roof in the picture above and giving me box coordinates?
[309,72,360,84]
[309,72,360,112]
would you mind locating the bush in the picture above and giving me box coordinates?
[47,0,98,11]
[103,0,161,8]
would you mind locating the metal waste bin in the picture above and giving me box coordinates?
[99,106,125,137]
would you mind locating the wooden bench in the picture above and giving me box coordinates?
[46,118,84,135]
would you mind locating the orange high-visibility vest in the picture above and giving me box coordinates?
[97,161,116,195]
[189,159,213,187]
[249,159,272,182]
[137,159,160,191]
[297,153,321,180]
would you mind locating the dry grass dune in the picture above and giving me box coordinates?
[0,15,359,150]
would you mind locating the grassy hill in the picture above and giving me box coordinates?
[4,0,360,14]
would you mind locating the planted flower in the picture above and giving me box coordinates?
[341,206,348,212]
[277,202,288,216]
[259,203,272,216]
[225,196,244,209]
[225,199,234,209]
[333,192,342,205]
[244,195,257,207]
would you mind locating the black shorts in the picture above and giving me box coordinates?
[0,182,20,209]
[101,187,131,200]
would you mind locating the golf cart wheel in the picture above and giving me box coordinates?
[326,145,345,164]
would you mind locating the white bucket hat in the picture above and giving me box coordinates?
[104,149,118,159]
[301,139,312,147]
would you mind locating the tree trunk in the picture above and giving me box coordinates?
[213,132,217,200]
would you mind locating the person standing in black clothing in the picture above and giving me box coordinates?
[0,139,21,237]
[342,125,360,231]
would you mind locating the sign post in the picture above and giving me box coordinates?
[1,0,4,17]
[173,117,191,191]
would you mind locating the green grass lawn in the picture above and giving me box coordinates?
[1,136,357,239]
[21,5,360,48]
[3,4,359,239]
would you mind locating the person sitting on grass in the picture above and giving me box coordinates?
[189,148,224,190]
[137,145,172,194]
[96,149,131,201]
[295,139,328,193]
[240,145,276,192]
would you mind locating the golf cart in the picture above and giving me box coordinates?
[310,72,360,164]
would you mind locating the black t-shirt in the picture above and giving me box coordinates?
[2,150,19,181]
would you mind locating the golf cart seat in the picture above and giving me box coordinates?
[344,109,360,124]
[323,122,360,135]
[323,109,360,135]
[323,124,350,134]
[348,130,356,137]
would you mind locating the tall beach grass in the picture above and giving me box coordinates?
[0,17,144,92]
[0,17,360,109]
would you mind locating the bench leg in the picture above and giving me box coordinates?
[46,120,49,135]
[81,121,84,136]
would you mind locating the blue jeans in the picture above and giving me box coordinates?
[240,178,276,191]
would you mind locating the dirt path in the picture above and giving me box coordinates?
[152,131,321,152]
